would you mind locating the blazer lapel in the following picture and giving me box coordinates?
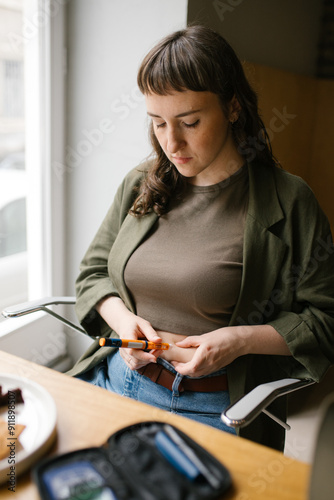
[108,210,159,310]
[231,219,287,326]
[230,163,287,326]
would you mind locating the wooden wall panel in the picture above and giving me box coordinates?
[243,62,316,181]
[243,63,334,232]
[309,79,334,231]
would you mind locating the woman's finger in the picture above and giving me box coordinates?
[137,321,162,343]
[175,336,201,348]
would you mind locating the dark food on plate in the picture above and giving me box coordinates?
[0,386,24,408]
[0,385,26,460]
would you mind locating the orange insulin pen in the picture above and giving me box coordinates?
[99,337,170,350]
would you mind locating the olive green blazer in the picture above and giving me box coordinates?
[68,160,334,450]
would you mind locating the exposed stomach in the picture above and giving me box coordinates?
[155,330,197,364]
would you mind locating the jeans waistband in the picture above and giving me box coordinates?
[157,357,227,379]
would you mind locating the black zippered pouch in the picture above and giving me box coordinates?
[33,421,232,500]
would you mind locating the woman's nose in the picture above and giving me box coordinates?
[166,128,186,154]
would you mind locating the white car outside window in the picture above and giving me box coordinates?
[0,169,28,312]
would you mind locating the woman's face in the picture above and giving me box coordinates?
[145,90,243,186]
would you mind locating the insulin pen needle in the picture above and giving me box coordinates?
[98,337,170,350]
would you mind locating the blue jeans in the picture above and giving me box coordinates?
[77,350,236,435]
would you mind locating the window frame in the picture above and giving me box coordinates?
[0,0,66,339]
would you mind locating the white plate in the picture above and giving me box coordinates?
[0,373,57,485]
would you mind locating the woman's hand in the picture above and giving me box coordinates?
[96,296,163,370]
[171,327,246,377]
[171,324,291,377]
[117,314,163,370]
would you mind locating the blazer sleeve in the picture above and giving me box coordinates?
[75,166,146,336]
[268,186,334,382]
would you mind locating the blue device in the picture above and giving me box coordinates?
[155,431,201,481]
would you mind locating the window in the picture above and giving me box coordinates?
[0,0,66,339]
[0,1,27,315]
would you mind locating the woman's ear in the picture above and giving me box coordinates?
[228,95,241,124]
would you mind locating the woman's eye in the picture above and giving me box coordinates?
[184,119,199,128]
[155,122,166,129]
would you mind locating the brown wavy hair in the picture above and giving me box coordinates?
[131,25,277,217]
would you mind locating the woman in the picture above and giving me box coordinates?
[69,26,334,451]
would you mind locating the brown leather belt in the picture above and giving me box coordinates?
[137,363,228,393]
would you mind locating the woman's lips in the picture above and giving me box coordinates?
[172,156,192,164]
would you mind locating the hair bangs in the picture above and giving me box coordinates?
[137,37,213,96]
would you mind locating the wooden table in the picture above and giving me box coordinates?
[0,351,310,499]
